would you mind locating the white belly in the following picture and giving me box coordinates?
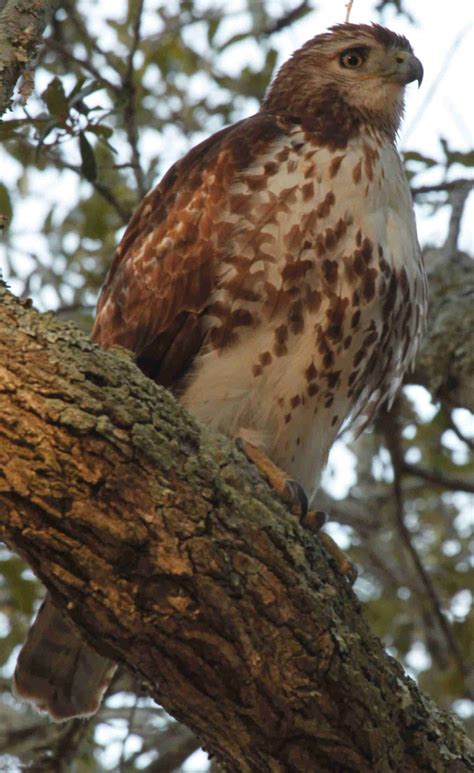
[180,128,426,500]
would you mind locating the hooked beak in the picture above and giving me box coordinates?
[391,51,424,88]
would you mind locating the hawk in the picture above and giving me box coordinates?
[14,23,427,720]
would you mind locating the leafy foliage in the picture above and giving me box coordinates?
[0,0,473,768]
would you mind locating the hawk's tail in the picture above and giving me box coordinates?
[14,594,116,721]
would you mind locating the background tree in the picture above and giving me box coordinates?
[0,0,472,769]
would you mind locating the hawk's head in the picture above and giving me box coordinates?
[263,23,423,140]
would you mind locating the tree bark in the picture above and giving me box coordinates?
[1,285,473,771]
[0,0,55,115]
[413,248,474,412]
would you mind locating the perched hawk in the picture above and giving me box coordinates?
[15,23,427,720]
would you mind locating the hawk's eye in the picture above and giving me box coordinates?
[339,49,366,69]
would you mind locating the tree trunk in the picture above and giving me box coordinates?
[1,285,472,771]
[0,0,55,115]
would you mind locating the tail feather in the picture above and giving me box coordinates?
[14,594,116,721]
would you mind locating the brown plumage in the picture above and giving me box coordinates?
[14,23,427,721]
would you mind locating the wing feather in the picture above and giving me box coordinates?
[92,114,284,387]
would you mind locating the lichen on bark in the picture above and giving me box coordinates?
[1,284,473,771]
[0,0,54,115]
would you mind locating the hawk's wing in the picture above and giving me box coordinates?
[92,114,284,386]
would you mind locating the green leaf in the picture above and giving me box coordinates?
[41,77,69,124]
[86,123,114,140]
[0,118,30,140]
[79,131,97,182]
[403,150,437,168]
[0,183,13,227]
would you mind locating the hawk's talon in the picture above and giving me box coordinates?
[283,479,308,517]
[301,509,327,531]
[236,437,309,516]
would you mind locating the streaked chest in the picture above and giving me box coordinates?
[182,127,427,494]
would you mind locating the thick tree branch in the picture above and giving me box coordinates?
[0,0,54,115]
[412,247,474,412]
[1,286,473,771]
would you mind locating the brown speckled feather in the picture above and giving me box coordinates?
[92,115,285,385]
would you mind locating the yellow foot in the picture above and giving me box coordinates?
[235,438,357,585]
[235,437,308,516]
[317,528,358,585]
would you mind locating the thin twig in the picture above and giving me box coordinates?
[144,735,202,773]
[443,406,474,452]
[402,462,474,494]
[261,1,310,36]
[402,23,472,143]
[118,687,139,770]
[43,716,93,772]
[411,179,473,198]
[47,157,132,224]
[444,183,473,255]
[11,132,132,224]
[382,406,473,694]
[46,38,120,92]
[93,179,133,224]
[62,0,122,74]
[345,0,355,22]
[122,0,147,200]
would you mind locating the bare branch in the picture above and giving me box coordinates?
[443,406,474,452]
[345,1,355,22]
[411,179,473,198]
[60,0,121,74]
[402,462,474,494]
[260,1,311,36]
[122,0,147,200]
[45,37,120,92]
[381,405,474,697]
[43,716,93,773]
[444,183,472,254]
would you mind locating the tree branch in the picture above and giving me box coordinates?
[412,247,474,412]
[122,0,147,200]
[401,462,474,494]
[0,285,473,771]
[0,0,54,115]
[381,406,473,695]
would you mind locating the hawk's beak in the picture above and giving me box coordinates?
[392,51,424,88]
